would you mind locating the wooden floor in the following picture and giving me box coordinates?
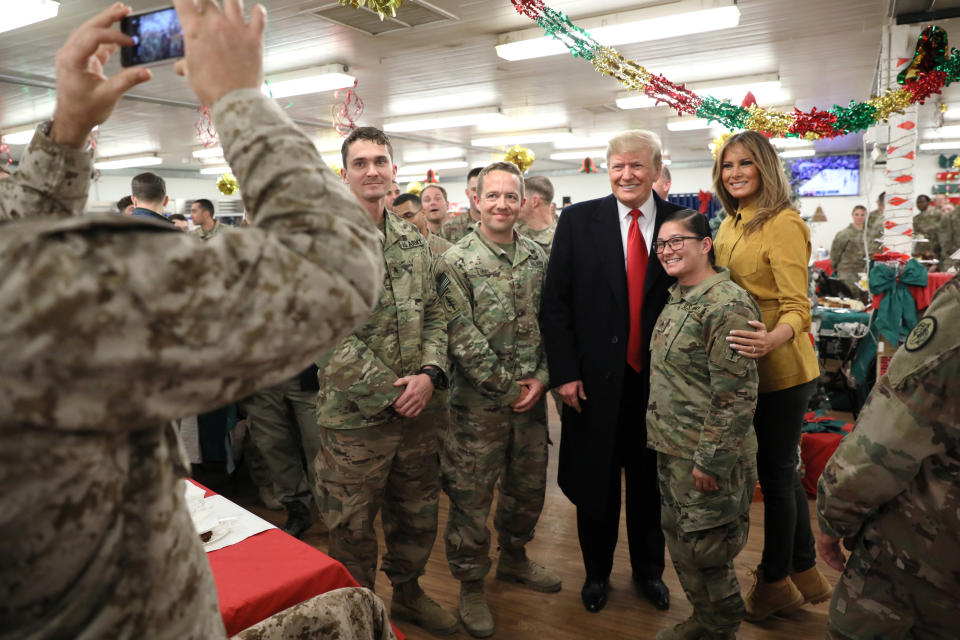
[225,404,842,640]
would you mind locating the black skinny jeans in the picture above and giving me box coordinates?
[754,379,818,582]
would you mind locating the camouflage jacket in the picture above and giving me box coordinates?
[818,275,960,594]
[193,218,227,241]
[0,90,381,639]
[913,208,941,257]
[316,212,447,429]
[935,206,960,268]
[440,211,478,243]
[830,224,867,280]
[427,230,453,257]
[437,229,549,409]
[646,268,760,479]
[515,220,557,260]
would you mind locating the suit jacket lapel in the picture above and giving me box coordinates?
[591,194,628,311]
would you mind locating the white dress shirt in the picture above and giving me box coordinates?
[616,192,657,268]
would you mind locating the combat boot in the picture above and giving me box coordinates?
[789,566,832,605]
[391,579,459,636]
[655,617,706,640]
[744,568,804,621]
[280,500,312,539]
[459,580,494,638]
[257,486,283,511]
[495,548,562,593]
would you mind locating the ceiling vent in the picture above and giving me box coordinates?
[308,1,458,36]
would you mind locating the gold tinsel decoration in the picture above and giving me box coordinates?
[710,132,735,159]
[744,105,793,138]
[216,173,239,196]
[337,0,405,19]
[866,89,913,122]
[329,162,343,176]
[504,145,535,173]
[941,103,950,113]
[406,181,423,195]
[952,156,960,169]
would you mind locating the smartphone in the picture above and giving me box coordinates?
[120,6,184,67]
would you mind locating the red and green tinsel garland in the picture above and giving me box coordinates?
[509,0,960,140]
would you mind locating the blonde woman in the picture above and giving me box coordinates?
[711,131,830,621]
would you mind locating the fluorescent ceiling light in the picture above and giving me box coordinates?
[200,165,231,175]
[262,64,355,99]
[396,160,469,176]
[192,146,224,159]
[942,106,960,120]
[666,118,716,132]
[95,154,162,170]
[779,149,816,158]
[403,147,466,163]
[475,111,569,133]
[384,107,504,133]
[554,134,615,149]
[922,125,960,140]
[919,141,960,150]
[1,0,59,35]
[550,149,607,160]
[496,0,739,61]
[1,123,42,145]
[472,128,573,147]
[772,137,814,149]
[618,74,784,110]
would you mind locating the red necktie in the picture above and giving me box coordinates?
[626,208,648,372]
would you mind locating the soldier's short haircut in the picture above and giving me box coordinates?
[524,176,554,203]
[466,166,483,182]
[420,184,447,200]
[131,172,166,203]
[193,198,215,216]
[662,208,715,265]
[476,162,525,201]
[169,213,188,222]
[659,166,672,182]
[392,193,421,209]
[116,195,133,213]
[606,130,662,168]
[341,126,394,167]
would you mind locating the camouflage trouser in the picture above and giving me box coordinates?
[442,400,548,582]
[315,410,441,589]
[828,535,958,639]
[239,377,320,508]
[233,587,397,640]
[657,453,756,635]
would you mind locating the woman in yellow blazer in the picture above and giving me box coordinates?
[711,131,830,622]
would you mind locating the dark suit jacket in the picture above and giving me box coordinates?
[542,192,683,516]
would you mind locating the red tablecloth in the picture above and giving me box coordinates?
[800,424,853,498]
[871,271,955,312]
[813,258,832,276]
[195,483,404,639]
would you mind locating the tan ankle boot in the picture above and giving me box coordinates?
[391,579,458,635]
[459,580,494,638]
[744,569,804,622]
[496,548,562,593]
[789,566,832,604]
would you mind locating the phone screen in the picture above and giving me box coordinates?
[120,7,184,67]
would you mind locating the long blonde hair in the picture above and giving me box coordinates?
[711,130,794,234]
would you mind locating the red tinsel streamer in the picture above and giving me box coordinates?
[195,106,218,147]
[0,138,11,166]
[424,169,439,183]
[510,0,546,19]
[788,107,839,138]
[332,80,365,137]
[903,70,947,103]
[644,74,701,115]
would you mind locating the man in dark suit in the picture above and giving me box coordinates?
[542,130,682,613]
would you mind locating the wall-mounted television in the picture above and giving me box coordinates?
[785,154,860,197]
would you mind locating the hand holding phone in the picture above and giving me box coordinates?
[120,6,184,67]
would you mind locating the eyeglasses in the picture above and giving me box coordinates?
[653,235,702,254]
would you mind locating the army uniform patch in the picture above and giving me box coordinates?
[905,316,937,352]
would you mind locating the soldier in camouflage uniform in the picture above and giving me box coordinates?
[236,588,396,640]
[913,194,941,258]
[935,203,960,270]
[191,197,226,239]
[436,162,560,638]
[441,167,483,242]
[515,175,557,259]
[0,3,383,638]
[866,191,885,251]
[393,192,454,257]
[313,127,458,635]
[829,205,868,291]
[817,275,959,640]
[646,210,760,640]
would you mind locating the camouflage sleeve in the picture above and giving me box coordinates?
[419,245,448,376]
[436,258,523,405]
[532,248,550,388]
[697,303,760,478]
[0,123,93,220]
[0,90,383,429]
[817,280,959,539]
[319,333,403,418]
[829,230,845,273]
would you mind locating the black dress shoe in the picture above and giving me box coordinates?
[580,578,609,613]
[639,577,670,610]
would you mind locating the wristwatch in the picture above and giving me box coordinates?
[420,366,448,390]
